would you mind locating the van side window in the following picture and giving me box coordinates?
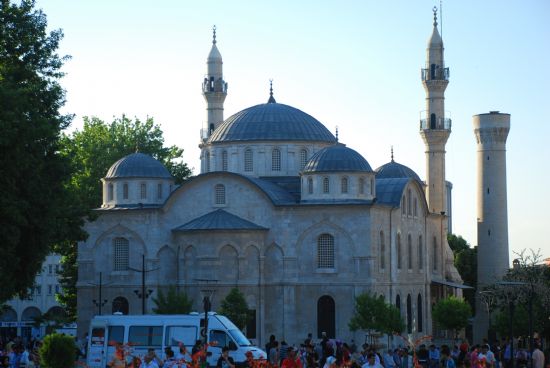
[209,330,228,348]
[165,326,197,346]
[109,326,125,344]
[91,328,105,346]
[129,326,163,347]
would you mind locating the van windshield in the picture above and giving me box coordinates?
[228,329,252,347]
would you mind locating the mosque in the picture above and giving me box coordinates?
[76,9,509,345]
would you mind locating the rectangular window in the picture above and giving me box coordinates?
[128,326,163,347]
[215,184,226,205]
[123,183,129,199]
[140,183,147,199]
[48,285,52,295]
[157,183,163,199]
[36,285,42,295]
[55,265,59,274]
[55,285,60,294]
[244,149,253,172]
[209,330,229,348]
[109,326,125,345]
[165,326,197,346]
[48,264,53,274]
[317,234,335,269]
[114,238,129,271]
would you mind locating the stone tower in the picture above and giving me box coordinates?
[420,7,451,216]
[473,111,511,342]
[201,26,227,141]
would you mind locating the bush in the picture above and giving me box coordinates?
[39,333,76,368]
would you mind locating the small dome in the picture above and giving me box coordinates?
[303,144,372,173]
[208,102,336,143]
[375,160,421,182]
[105,153,172,179]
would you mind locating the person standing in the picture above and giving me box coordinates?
[281,347,303,368]
[532,344,544,368]
[216,347,235,368]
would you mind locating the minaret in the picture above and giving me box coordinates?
[420,7,451,215]
[473,111,511,343]
[201,25,227,141]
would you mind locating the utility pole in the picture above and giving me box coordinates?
[90,272,111,315]
[130,254,158,314]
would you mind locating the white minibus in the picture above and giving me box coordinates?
[86,312,265,368]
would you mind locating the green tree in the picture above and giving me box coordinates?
[56,115,193,318]
[432,296,472,339]
[218,288,250,330]
[0,0,86,303]
[447,234,477,312]
[39,333,76,368]
[349,292,404,335]
[152,286,193,314]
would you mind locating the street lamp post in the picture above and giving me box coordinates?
[129,254,158,314]
[478,290,497,345]
[90,272,112,315]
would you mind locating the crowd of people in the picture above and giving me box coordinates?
[0,336,42,368]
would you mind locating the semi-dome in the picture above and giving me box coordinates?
[105,153,172,179]
[303,144,372,173]
[208,102,336,143]
[376,160,421,182]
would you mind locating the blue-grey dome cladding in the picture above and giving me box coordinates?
[375,161,421,182]
[303,144,373,173]
[105,153,172,179]
[208,103,337,143]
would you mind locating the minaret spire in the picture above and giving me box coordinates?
[201,25,228,144]
[432,6,438,27]
[390,146,394,162]
[267,79,276,103]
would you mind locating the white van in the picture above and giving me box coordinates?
[86,312,265,368]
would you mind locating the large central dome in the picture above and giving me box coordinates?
[208,102,336,143]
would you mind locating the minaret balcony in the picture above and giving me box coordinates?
[420,117,452,130]
[202,77,228,93]
[421,67,449,81]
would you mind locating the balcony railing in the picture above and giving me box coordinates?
[421,67,449,81]
[420,117,452,130]
[202,77,228,93]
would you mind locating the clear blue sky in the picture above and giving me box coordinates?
[36,0,550,261]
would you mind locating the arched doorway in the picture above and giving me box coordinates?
[407,294,412,334]
[317,295,335,338]
[112,296,129,315]
[417,294,423,332]
[0,307,17,341]
[21,307,41,342]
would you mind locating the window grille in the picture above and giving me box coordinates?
[215,184,226,205]
[323,177,330,193]
[222,150,228,171]
[206,152,210,172]
[140,183,147,199]
[300,149,308,170]
[272,149,281,171]
[114,237,129,271]
[317,234,334,269]
[244,149,253,172]
[341,177,348,193]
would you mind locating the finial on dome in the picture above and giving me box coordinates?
[432,6,438,27]
[335,126,339,142]
[267,79,276,103]
[212,25,217,44]
[391,146,394,162]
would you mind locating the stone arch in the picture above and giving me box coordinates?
[317,295,336,338]
[183,245,197,284]
[46,306,66,319]
[264,243,283,283]
[0,307,17,322]
[112,296,129,315]
[244,245,260,282]
[21,307,41,322]
[93,224,146,274]
[219,244,239,283]
[157,245,176,283]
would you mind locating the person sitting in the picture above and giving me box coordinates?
[217,347,235,368]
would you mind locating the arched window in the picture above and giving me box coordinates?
[112,296,129,315]
[407,189,412,215]
[402,196,406,215]
[396,295,401,314]
[113,238,129,271]
[370,178,374,196]
[418,235,423,270]
[433,236,438,271]
[417,294,423,332]
[140,183,147,199]
[222,150,228,171]
[108,183,114,201]
[123,183,129,199]
[359,178,365,195]
[215,184,225,205]
[272,149,281,171]
[244,149,253,172]
[397,233,402,269]
[308,178,313,194]
[323,177,330,194]
[317,234,334,269]
[379,231,385,270]
[206,152,211,172]
[157,183,162,199]
[317,296,335,338]
[407,294,412,334]
[407,234,413,270]
[300,149,308,170]
[413,198,418,216]
[341,177,348,194]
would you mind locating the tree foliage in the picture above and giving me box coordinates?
[39,333,76,368]
[152,286,193,314]
[447,234,477,312]
[218,288,250,330]
[56,116,193,318]
[349,292,404,335]
[432,296,472,337]
[0,0,86,302]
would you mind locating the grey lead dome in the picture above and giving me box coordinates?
[105,152,172,179]
[303,144,372,173]
[208,102,336,143]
